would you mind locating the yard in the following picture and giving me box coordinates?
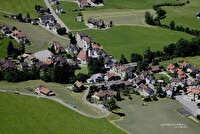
[160,56,200,69]
[0,80,102,116]
[0,92,125,134]
[0,0,46,18]
[161,0,200,30]
[75,66,88,75]
[83,26,193,60]
[114,95,200,134]
[52,1,87,30]
[154,73,170,83]
[0,21,69,53]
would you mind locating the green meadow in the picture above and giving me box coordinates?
[114,95,200,134]
[161,0,200,30]
[0,0,45,18]
[0,92,125,134]
[83,26,193,60]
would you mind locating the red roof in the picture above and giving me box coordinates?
[37,85,50,95]
[77,50,88,61]
[181,61,189,67]
[105,72,117,79]
[92,44,103,49]
[177,69,184,75]
[167,64,176,70]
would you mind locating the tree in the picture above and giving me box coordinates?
[109,21,113,27]
[143,47,155,64]
[76,73,89,82]
[7,41,14,56]
[88,57,105,75]
[119,54,128,64]
[116,90,122,101]
[103,97,118,111]
[17,13,22,21]
[26,12,30,18]
[57,27,66,35]
[145,11,155,25]
[169,20,175,30]
[130,53,143,62]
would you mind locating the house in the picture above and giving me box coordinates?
[56,5,62,14]
[87,18,106,29]
[1,25,11,35]
[164,84,173,98]
[76,32,93,51]
[138,84,155,98]
[50,41,66,54]
[49,0,58,4]
[66,44,79,54]
[181,61,191,69]
[35,85,55,96]
[78,0,91,8]
[76,16,83,22]
[0,60,16,71]
[77,50,88,64]
[151,65,160,73]
[104,72,118,81]
[74,81,85,91]
[31,20,38,25]
[171,78,184,87]
[22,17,32,23]
[23,53,38,64]
[20,62,29,69]
[34,61,49,71]
[188,66,199,74]
[186,86,200,101]
[167,63,177,73]
[46,22,55,29]
[9,14,17,19]
[92,90,114,100]
[52,23,61,33]
[177,69,187,79]
[39,14,55,25]
[87,73,104,83]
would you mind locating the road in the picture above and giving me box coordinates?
[82,87,110,118]
[0,89,109,119]
[44,0,70,32]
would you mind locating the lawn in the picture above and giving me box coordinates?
[114,95,200,134]
[0,36,19,59]
[0,92,125,134]
[161,0,200,30]
[154,73,170,83]
[0,0,45,19]
[160,56,200,69]
[75,66,88,75]
[83,9,155,27]
[0,80,102,116]
[0,21,69,53]
[83,26,193,60]
[52,1,87,30]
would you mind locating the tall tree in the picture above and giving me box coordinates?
[7,41,14,56]
[26,12,30,18]
[143,47,155,64]
[88,57,105,75]
[169,20,175,30]
[119,54,128,64]
[130,53,143,62]
[116,90,122,101]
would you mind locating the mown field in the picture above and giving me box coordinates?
[83,26,193,60]
[52,1,87,30]
[0,92,125,134]
[0,0,45,18]
[0,80,102,116]
[115,95,200,134]
[0,21,69,53]
[161,0,200,30]
[160,56,200,69]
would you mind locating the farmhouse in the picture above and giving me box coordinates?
[77,50,88,64]
[50,41,66,54]
[35,85,55,96]
[92,90,114,100]
[0,60,16,71]
[87,18,107,29]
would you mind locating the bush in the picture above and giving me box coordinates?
[57,27,66,35]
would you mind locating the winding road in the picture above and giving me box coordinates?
[0,89,109,118]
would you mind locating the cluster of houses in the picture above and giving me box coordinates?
[78,0,104,9]
[1,25,30,44]
[87,18,108,29]
[8,14,37,25]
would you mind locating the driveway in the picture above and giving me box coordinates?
[34,50,52,61]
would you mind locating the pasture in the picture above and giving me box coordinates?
[115,95,200,134]
[83,26,193,60]
[0,0,45,18]
[0,92,125,134]
[161,0,200,30]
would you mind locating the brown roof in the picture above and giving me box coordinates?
[187,86,200,95]
[151,65,160,72]
[0,60,16,70]
[105,72,117,79]
[37,85,50,95]
[92,44,103,49]
[74,81,84,88]
[177,69,184,75]
[182,61,189,67]
[94,90,114,97]
[167,64,176,70]
[77,50,88,61]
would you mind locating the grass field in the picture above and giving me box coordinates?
[0,36,19,59]
[52,1,87,30]
[0,92,125,134]
[0,80,102,116]
[0,21,69,53]
[75,66,88,75]
[161,0,200,30]
[83,26,193,60]
[83,9,155,27]
[0,0,45,19]
[154,73,170,83]
[115,95,200,134]
[160,56,200,69]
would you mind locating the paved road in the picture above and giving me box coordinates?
[82,87,110,118]
[44,0,70,32]
[0,89,108,119]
